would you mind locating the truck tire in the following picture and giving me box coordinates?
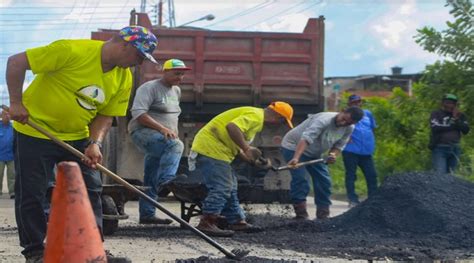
[102,195,119,236]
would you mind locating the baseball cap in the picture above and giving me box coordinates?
[442,93,458,102]
[348,94,362,103]
[163,59,191,70]
[269,101,294,128]
[119,26,158,64]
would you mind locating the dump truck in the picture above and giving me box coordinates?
[92,12,325,207]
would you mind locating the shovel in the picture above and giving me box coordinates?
[257,157,326,171]
[272,158,326,171]
[2,105,249,260]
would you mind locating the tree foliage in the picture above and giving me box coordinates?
[415,0,474,70]
[330,1,474,196]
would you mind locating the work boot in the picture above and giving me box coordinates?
[24,250,43,263]
[293,201,309,220]
[106,250,132,263]
[139,216,173,225]
[196,214,234,237]
[157,181,172,197]
[228,221,263,233]
[215,215,229,229]
[316,206,330,220]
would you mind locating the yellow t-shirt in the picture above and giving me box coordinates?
[14,40,133,140]
[191,107,264,163]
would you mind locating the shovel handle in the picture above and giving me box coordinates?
[1,105,241,260]
[275,158,325,171]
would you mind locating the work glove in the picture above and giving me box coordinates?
[243,147,262,164]
[254,157,273,170]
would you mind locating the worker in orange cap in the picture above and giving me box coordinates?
[189,102,294,237]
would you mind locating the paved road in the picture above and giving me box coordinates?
[0,187,364,263]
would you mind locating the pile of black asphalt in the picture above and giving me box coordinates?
[174,171,474,262]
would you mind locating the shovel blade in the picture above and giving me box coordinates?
[227,249,250,260]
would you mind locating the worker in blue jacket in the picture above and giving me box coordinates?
[342,94,377,207]
[0,110,15,199]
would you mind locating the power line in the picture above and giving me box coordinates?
[204,0,274,27]
[79,0,101,38]
[0,11,137,17]
[240,0,322,30]
[1,17,133,26]
[109,0,132,28]
[2,20,130,29]
[1,5,141,9]
[68,0,88,39]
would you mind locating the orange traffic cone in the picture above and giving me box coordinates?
[44,162,107,263]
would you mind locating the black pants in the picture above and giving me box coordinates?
[14,131,102,256]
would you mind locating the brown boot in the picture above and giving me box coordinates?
[293,201,309,220]
[316,206,330,219]
[228,221,263,233]
[196,214,234,237]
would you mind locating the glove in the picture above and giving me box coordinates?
[243,147,262,163]
[254,157,272,170]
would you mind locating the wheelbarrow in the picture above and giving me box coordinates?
[101,184,150,235]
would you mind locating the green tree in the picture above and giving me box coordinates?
[415,0,474,70]
[330,1,474,198]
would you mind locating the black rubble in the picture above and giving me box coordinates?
[233,171,474,261]
[114,172,474,261]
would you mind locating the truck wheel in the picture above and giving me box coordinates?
[102,195,119,235]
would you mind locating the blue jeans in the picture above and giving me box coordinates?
[432,144,461,174]
[342,151,378,203]
[281,147,332,208]
[196,154,245,224]
[131,128,184,218]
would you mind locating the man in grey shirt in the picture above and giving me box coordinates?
[128,59,190,224]
[281,106,364,220]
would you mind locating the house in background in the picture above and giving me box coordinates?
[324,66,423,111]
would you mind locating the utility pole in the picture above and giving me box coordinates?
[168,0,176,27]
[158,0,163,26]
[140,0,146,13]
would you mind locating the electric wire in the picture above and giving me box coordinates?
[204,0,274,27]
[240,0,322,30]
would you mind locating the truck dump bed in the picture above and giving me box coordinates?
[91,13,325,202]
[92,12,325,118]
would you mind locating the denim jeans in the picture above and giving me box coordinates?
[14,132,102,256]
[0,160,15,196]
[131,128,184,219]
[342,151,378,203]
[196,154,245,224]
[281,147,332,208]
[431,144,461,174]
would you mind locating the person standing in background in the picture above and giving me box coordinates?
[342,94,378,208]
[0,110,15,199]
[429,94,470,174]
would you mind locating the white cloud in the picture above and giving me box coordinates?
[0,0,13,7]
[367,0,448,73]
[398,0,416,15]
[372,20,408,49]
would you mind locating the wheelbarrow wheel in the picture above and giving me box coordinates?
[102,195,119,235]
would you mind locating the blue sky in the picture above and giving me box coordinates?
[0,0,450,103]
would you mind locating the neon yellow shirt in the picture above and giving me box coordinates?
[14,40,132,140]
[191,107,264,163]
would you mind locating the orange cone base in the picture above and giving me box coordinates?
[44,162,107,263]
